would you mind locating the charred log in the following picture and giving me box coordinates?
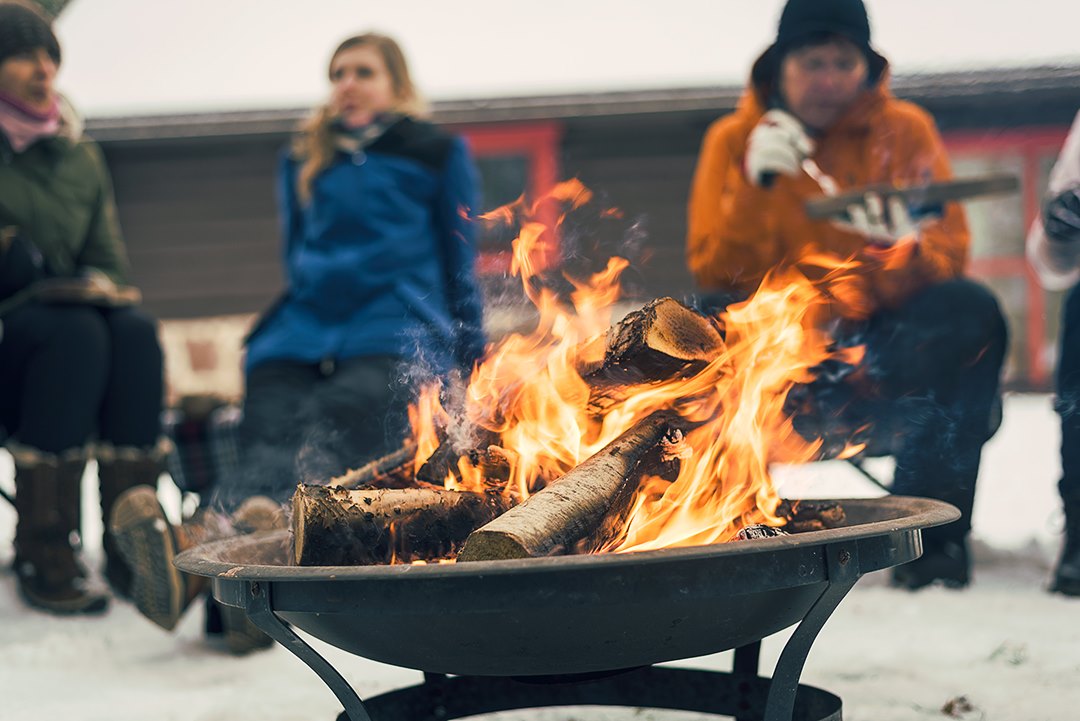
[465,445,514,486]
[416,428,501,485]
[291,485,512,566]
[579,297,724,413]
[777,499,847,533]
[457,412,683,562]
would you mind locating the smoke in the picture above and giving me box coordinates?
[543,197,652,304]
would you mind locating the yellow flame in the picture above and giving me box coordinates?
[409,183,871,554]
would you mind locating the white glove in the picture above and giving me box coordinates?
[833,193,920,247]
[745,109,815,187]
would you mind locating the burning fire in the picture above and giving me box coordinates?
[409,181,866,553]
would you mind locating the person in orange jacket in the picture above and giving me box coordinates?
[687,0,1008,589]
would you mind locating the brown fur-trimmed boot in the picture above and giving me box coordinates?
[111,488,283,650]
[10,443,109,615]
[109,485,205,631]
[97,440,170,597]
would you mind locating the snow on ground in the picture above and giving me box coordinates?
[0,393,1077,721]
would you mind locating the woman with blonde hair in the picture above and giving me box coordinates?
[111,32,486,649]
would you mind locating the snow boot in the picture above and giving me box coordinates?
[1051,505,1080,596]
[888,424,977,591]
[890,537,970,591]
[97,441,169,598]
[203,598,276,655]
[109,485,206,630]
[110,488,283,634]
[10,444,109,615]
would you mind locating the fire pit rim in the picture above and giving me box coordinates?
[174,495,953,679]
[175,495,956,581]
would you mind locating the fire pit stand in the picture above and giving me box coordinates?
[178,496,959,721]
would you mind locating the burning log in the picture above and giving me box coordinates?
[579,297,725,414]
[465,445,514,485]
[416,428,500,485]
[330,441,418,490]
[457,412,682,562]
[411,298,719,488]
[291,485,512,566]
[415,439,460,485]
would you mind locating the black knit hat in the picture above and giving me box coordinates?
[0,1,61,68]
[751,0,885,90]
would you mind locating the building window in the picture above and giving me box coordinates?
[456,122,563,275]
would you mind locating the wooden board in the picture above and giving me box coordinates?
[803,174,1020,221]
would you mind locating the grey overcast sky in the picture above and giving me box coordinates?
[53,0,1080,118]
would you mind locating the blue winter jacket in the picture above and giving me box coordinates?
[245,117,487,376]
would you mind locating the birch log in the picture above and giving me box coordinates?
[457,412,680,561]
[329,441,418,490]
[291,485,512,566]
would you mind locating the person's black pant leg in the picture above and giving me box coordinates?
[1057,283,1080,511]
[0,304,109,453]
[97,306,164,448]
[214,360,320,512]
[298,355,408,483]
[866,278,1008,542]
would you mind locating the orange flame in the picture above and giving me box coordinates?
[409,182,878,553]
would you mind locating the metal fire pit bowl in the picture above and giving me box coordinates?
[176,496,957,721]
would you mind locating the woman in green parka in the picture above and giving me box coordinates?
[0,0,165,615]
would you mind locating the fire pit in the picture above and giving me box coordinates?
[176,495,957,721]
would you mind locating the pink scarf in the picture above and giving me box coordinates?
[0,92,60,153]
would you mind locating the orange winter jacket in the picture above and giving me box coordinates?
[687,67,969,317]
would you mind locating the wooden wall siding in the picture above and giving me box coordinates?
[97,118,710,322]
[96,92,1080,323]
[101,137,288,319]
[561,116,709,304]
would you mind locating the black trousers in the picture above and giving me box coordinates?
[212,355,410,513]
[701,278,1008,544]
[1056,284,1080,511]
[864,279,1007,543]
[0,303,164,454]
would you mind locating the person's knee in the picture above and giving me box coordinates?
[909,278,1008,356]
[50,307,110,360]
[107,308,162,363]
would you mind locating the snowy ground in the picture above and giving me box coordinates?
[1,393,1077,721]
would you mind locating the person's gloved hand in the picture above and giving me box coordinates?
[833,193,920,248]
[744,109,815,187]
[1044,186,1080,244]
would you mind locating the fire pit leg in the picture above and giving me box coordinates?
[243,581,375,721]
[733,641,761,675]
[762,542,860,721]
[732,641,762,721]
